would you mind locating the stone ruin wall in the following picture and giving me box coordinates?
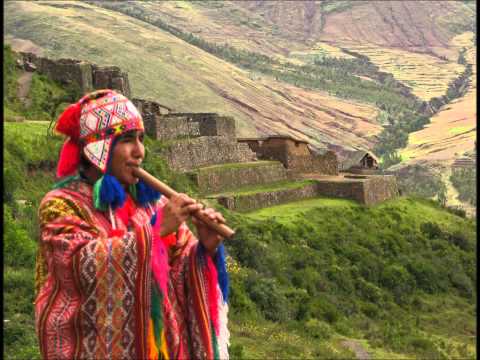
[362,175,399,205]
[316,176,398,205]
[287,151,338,175]
[217,183,319,212]
[17,52,131,97]
[142,113,236,142]
[315,180,366,204]
[137,110,255,172]
[240,138,338,175]
[192,162,288,195]
[161,137,256,172]
[217,175,399,211]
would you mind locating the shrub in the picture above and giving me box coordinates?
[304,318,332,340]
[228,273,256,316]
[305,296,340,324]
[326,265,355,294]
[449,272,474,299]
[380,264,415,304]
[4,205,37,268]
[356,279,383,304]
[420,221,443,239]
[228,343,245,360]
[447,230,472,251]
[360,302,380,319]
[406,258,442,293]
[291,267,322,295]
[446,205,467,218]
[245,275,291,322]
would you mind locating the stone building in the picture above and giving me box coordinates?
[141,112,236,141]
[238,135,338,175]
[16,52,131,97]
[140,109,256,172]
[339,150,380,174]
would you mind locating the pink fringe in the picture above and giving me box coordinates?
[206,255,219,336]
[151,207,170,296]
[152,234,170,297]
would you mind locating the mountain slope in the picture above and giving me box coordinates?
[3,44,476,360]
[4,0,383,152]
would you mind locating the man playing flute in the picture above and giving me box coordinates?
[35,89,230,360]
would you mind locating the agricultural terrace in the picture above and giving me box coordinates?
[399,32,476,165]
[288,42,356,64]
[346,44,465,101]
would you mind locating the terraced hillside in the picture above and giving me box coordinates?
[396,31,476,214]
[4,0,383,153]
[344,44,465,102]
[400,32,476,166]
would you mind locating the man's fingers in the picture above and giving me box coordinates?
[172,193,196,207]
[198,208,226,224]
[183,203,203,215]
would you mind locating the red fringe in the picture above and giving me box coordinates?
[108,229,126,237]
[55,102,81,139]
[56,139,80,178]
[116,195,136,227]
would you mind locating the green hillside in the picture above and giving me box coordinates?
[3,48,476,359]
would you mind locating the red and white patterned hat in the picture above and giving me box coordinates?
[55,89,144,177]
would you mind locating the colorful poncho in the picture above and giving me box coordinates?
[35,179,229,359]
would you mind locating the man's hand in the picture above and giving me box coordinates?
[159,193,203,237]
[191,207,226,256]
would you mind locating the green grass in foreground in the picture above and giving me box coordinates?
[248,197,359,222]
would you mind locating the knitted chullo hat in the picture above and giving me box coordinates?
[54,89,160,210]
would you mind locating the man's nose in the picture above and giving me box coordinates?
[132,139,145,158]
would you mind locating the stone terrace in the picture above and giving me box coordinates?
[15,50,399,211]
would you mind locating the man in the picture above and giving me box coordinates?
[35,89,230,359]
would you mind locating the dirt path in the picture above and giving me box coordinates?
[441,169,476,218]
[17,71,33,107]
[341,339,371,360]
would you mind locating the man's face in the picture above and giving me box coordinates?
[109,130,145,187]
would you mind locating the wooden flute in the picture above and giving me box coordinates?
[133,167,235,238]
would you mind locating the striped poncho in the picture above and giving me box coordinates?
[35,179,229,359]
